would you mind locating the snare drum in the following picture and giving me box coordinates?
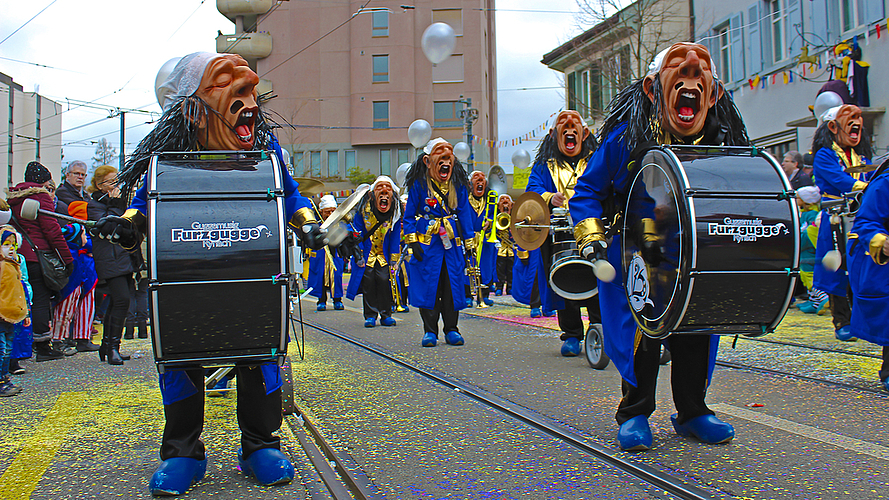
[548,208,597,300]
[148,151,289,370]
[622,146,799,338]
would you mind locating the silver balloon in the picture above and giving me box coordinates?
[454,141,471,162]
[395,162,411,188]
[814,91,843,123]
[511,149,531,170]
[408,119,432,148]
[421,22,457,64]
[154,57,182,109]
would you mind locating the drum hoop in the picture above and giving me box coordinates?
[548,256,598,300]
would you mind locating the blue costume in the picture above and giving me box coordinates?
[467,190,497,305]
[511,246,557,313]
[307,247,344,307]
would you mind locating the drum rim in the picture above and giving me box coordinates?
[548,255,598,300]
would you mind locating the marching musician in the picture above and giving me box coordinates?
[810,104,872,341]
[467,170,497,307]
[345,176,402,328]
[308,194,344,311]
[511,243,552,318]
[403,138,476,347]
[92,53,326,495]
[571,43,749,450]
[526,110,602,357]
[494,194,515,296]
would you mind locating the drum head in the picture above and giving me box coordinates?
[549,253,598,300]
[622,148,689,337]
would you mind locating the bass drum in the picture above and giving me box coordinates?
[621,146,799,339]
[548,209,597,300]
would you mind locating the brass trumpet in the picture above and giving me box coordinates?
[495,212,511,231]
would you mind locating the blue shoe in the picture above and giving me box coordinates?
[238,448,294,486]
[422,332,437,347]
[364,318,376,328]
[316,302,326,311]
[617,415,652,451]
[445,331,464,345]
[835,325,856,342]
[483,298,494,306]
[495,289,502,296]
[149,457,207,496]
[333,301,344,310]
[671,414,734,444]
[796,301,816,313]
[530,307,541,318]
[466,298,474,308]
[882,378,889,392]
[561,338,581,357]
[543,309,556,317]
[380,316,396,327]
[207,378,229,397]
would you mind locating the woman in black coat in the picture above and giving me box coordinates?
[87,165,134,365]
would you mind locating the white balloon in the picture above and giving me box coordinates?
[421,22,457,64]
[408,119,432,148]
[454,142,471,162]
[511,149,531,170]
[814,91,843,123]
[154,57,182,109]
[396,162,411,188]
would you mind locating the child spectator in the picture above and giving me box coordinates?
[797,186,829,314]
[0,225,31,396]
[8,251,33,375]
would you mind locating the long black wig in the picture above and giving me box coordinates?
[532,124,599,168]
[404,151,469,210]
[811,120,873,159]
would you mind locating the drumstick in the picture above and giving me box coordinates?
[592,259,616,283]
[20,198,96,228]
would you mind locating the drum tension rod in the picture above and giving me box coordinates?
[272,273,291,284]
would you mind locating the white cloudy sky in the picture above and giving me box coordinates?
[0,0,588,173]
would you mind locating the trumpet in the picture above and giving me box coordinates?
[495,212,511,231]
[465,237,489,308]
[390,247,409,312]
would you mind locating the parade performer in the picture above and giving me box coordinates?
[403,138,475,347]
[811,104,871,341]
[466,170,497,307]
[526,110,602,357]
[494,194,514,296]
[846,161,889,391]
[91,53,325,496]
[308,195,344,311]
[345,176,402,327]
[572,42,749,450]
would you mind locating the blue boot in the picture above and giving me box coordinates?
[561,338,581,357]
[543,309,556,317]
[316,302,326,311]
[483,297,494,306]
[495,289,502,296]
[149,457,207,496]
[835,325,856,341]
[617,415,652,451]
[445,331,464,345]
[364,317,376,328]
[380,316,396,326]
[796,301,815,313]
[671,414,734,444]
[422,332,437,347]
[882,378,889,392]
[466,298,474,308]
[207,377,229,398]
[333,300,344,310]
[530,307,541,318]
[238,448,294,486]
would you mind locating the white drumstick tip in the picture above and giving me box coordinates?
[822,250,842,272]
[593,259,616,283]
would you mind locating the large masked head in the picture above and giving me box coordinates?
[825,104,863,149]
[552,110,591,158]
[192,55,260,151]
[371,176,398,214]
[644,42,720,138]
[497,194,513,214]
[470,171,487,198]
[423,138,455,184]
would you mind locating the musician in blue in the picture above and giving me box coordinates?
[403,138,476,347]
[571,43,749,451]
[467,170,497,307]
[846,162,889,391]
[810,104,871,341]
[92,53,325,496]
[308,195,344,311]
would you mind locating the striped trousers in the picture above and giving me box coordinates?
[51,286,96,341]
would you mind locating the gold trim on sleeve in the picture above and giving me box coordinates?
[516,249,529,259]
[574,217,606,250]
[641,217,658,242]
[404,232,419,244]
[853,180,868,192]
[541,192,555,205]
[290,207,319,228]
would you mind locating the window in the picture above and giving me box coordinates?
[345,150,357,174]
[372,10,388,37]
[717,25,731,82]
[841,0,858,31]
[327,150,339,177]
[294,152,304,176]
[434,101,462,128]
[432,54,463,83]
[373,101,389,129]
[310,151,321,177]
[372,55,389,83]
[432,9,462,36]
[768,0,788,63]
[380,149,391,175]
[567,72,576,111]
[581,70,590,116]
[397,148,410,166]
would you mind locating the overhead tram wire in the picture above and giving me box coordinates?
[0,0,59,47]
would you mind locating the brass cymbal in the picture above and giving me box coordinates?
[845,164,876,174]
[293,177,325,196]
[511,192,550,251]
[321,183,370,230]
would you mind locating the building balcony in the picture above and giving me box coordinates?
[217,0,273,20]
[216,32,273,60]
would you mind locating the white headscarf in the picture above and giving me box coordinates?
[370,175,401,225]
[797,186,821,204]
[319,194,337,210]
[424,137,450,155]
[647,43,719,82]
[156,52,223,111]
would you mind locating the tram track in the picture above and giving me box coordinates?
[299,319,731,500]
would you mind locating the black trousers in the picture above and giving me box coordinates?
[616,334,713,426]
[26,261,53,343]
[880,347,889,381]
[420,259,459,335]
[529,275,541,309]
[318,286,342,304]
[161,365,282,461]
[105,274,134,328]
[496,256,513,293]
[362,263,393,320]
[829,293,852,329]
[558,295,602,341]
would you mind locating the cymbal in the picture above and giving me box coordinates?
[845,164,876,174]
[511,192,550,251]
[321,183,370,231]
[293,177,325,196]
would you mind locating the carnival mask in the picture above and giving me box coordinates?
[471,172,487,197]
[644,43,719,139]
[194,54,260,151]
[374,181,394,213]
[498,197,513,214]
[553,110,590,158]
[424,142,455,184]
[827,104,863,149]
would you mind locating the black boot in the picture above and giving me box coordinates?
[124,321,135,340]
[35,340,64,362]
[137,320,149,339]
[76,339,101,352]
[105,318,131,365]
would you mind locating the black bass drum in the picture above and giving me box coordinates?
[621,146,799,339]
[148,151,289,370]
